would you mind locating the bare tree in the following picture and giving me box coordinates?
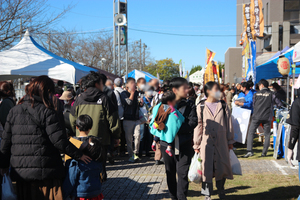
[0,0,71,50]
[39,29,154,76]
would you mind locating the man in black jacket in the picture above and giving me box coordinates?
[120,77,141,162]
[160,77,198,200]
[244,79,283,158]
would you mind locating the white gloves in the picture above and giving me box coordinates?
[287,148,294,167]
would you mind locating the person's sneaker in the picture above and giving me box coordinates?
[204,196,211,200]
[261,153,267,157]
[128,156,135,163]
[133,154,139,160]
[243,152,254,158]
[107,152,114,165]
[165,149,173,157]
[151,144,156,151]
[155,160,163,165]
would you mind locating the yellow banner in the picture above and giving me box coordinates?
[251,0,264,39]
[204,61,219,84]
[205,48,215,66]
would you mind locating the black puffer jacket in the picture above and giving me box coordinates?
[161,99,197,147]
[0,95,83,181]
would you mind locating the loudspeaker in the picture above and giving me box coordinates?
[114,14,127,26]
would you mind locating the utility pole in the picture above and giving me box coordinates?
[20,18,22,41]
[143,43,147,69]
[113,0,128,77]
[139,39,142,70]
[113,0,116,75]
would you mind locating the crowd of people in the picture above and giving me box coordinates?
[0,72,296,200]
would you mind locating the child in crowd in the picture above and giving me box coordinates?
[63,115,104,200]
[150,91,185,157]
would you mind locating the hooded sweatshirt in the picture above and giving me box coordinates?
[69,87,121,145]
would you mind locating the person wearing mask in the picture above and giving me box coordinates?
[235,82,255,113]
[105,79,114,90]
[113,78,126,155]
[101,75,118,110]
[120,77,141,162]
[243,79,283,158]
[137,77,146,96]
[193,81,234,200]
[143,85,154,108]
[194,84,200,95]
[151,79,163,107]
[69,71,121,181]
[161,77,197,200]
[0,76,91,200]
[271,83,286,102]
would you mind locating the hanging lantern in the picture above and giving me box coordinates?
[277,56,290,76]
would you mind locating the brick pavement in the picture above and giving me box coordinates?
[102,156,298,199]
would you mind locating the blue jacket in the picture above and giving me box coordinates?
[143,96,153,108]
[238,89,256,113]
[150,103,185,143]
[63,160,102,199]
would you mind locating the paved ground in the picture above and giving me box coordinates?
[102,155,298,200]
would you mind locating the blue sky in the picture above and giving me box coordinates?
[46,0,237,72]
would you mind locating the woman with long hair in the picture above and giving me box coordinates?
[193,81,234,200]
[0,75,91,200]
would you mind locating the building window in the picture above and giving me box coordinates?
[284,0,300,24]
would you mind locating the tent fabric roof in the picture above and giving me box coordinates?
[0,30,97,84]
[256,47,300,81]
[126,69,161,82]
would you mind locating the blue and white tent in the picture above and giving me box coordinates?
[0,30,97,84]
[256,46,300,81]
[125,69,162,82]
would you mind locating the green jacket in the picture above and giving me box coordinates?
[69,87,121,145]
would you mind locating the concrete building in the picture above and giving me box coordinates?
[225,0,300,83]
[225,47,243,84]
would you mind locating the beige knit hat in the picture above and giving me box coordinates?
[59,91,73,100]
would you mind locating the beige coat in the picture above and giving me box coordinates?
[193,101,234,183]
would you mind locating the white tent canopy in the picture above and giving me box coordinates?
[293,41,300,63]
[0,30,97,84]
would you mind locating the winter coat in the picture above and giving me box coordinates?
[193,101,234,182]
[150,103,185,143]
[120,91,140,121]
[69,87,121,145]
[63,160,102,199]
[0,95,83,181]
[252,88,283,121]
[160,99,197,148]
[0,97,15,127]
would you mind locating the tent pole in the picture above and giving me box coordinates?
[292,64,296,103]
[287,75,289,106]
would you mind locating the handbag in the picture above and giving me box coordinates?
[2,174,17,200]
[229,149,242,175]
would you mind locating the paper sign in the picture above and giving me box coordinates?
[232,107,252,144]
